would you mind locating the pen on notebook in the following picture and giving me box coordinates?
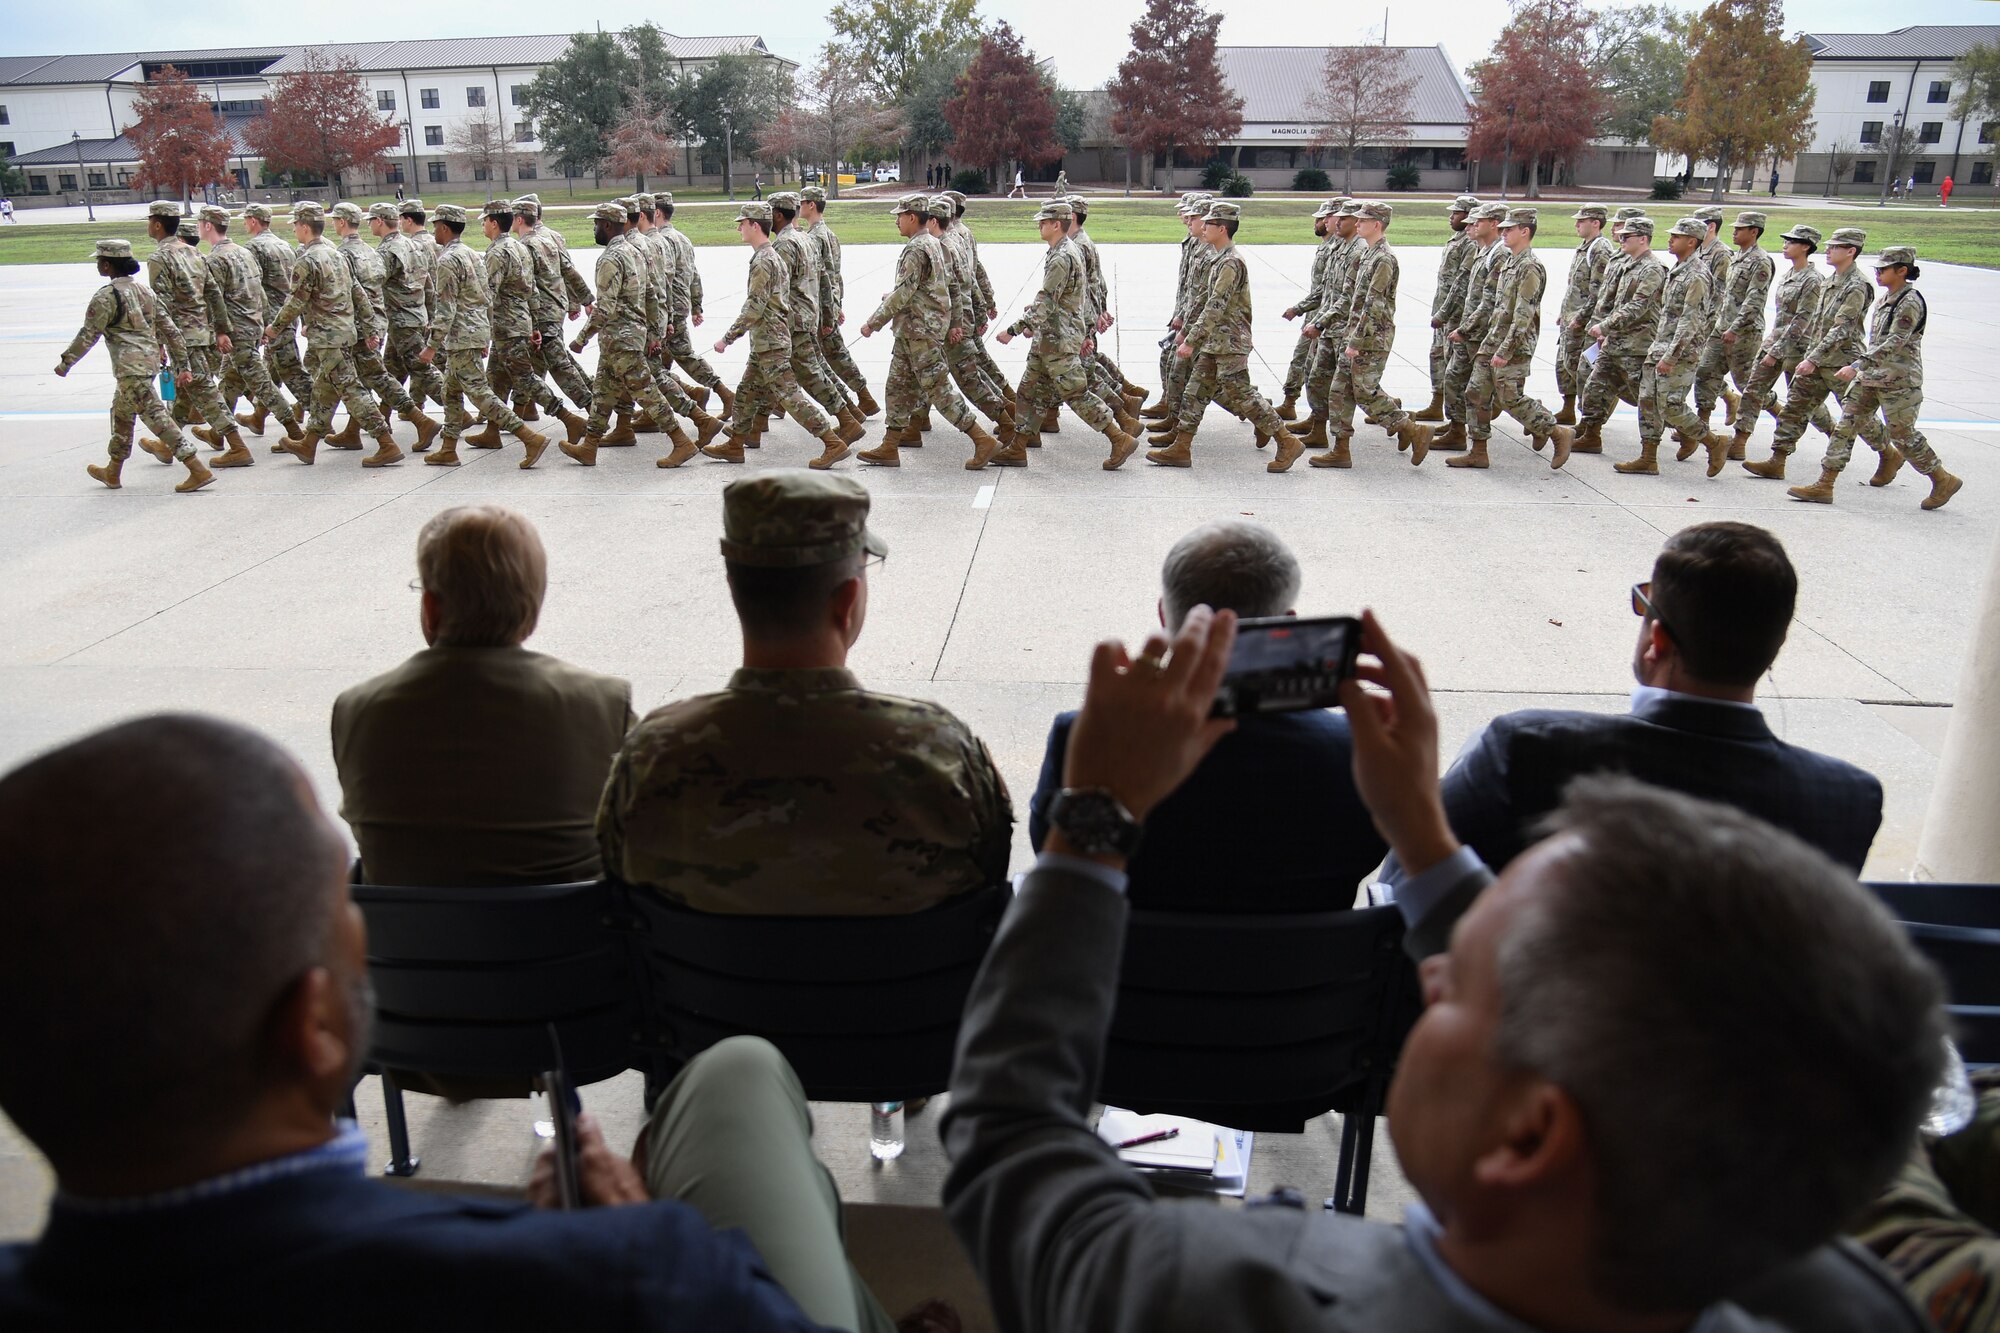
[1115,1127,1180,1150]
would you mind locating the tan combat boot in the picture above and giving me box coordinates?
[1703,430,1731,478]
[1867,443,1906,487]
[138,436,177,465]
[1786,467,1841,503]
[603,412,638,446]
[1922,469,1964,510]
[656,427,700,469]
[964,424,1000,470]
[1268,432,1305,473]
[556,437,596,466]
[326,416,364,449]
[1145,430,1193,467]
[1104,425,1140,470]
[425,440,461,466]
[404,407,442,452]
[191,424,222,448]
[1147,419,1180,447]
[914,408,933,433]
[1722,386,1741,426]
[276,431,319,465]
[463,419,504,449]
[1296,414,1330,448]
[235,403,270,435]
[684,410,722,450]
[715,383,737,417]
[1308,436,1355,468]
[362,434,404,468]
[1554,395,1576,427]
[1430,420,1466,451]
[836,406,867,444]
[1139,395,1173,419]
[630,410,661,434]
[210,431,255,468]
[1741,451,1788,480]
[810,431,851,470]
[175,454,215,493]
[1540,425,1575,471]
[518,401,540,422]
[856,386,881,417]
[1728,428,1751,461]
[1613,442,1660,475]
[1673,430,1703,463]
[1570,421,1603,454]
[1276,392,1299,421]
[859,426,905,467]
[515,425,551,469]
[676,376,710,409]
[277,414,306,444]
[557,408,589,444]
[87,457,125,489]
[1395,420,1433,465]
[990,435,1030,466]
[701,434,747,463]
[1412,390,1447,422]
[1116,404,1143,437]
[1446,438,1490,468]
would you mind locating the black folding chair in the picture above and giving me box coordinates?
[1866,882,2000,1066]
[1866,881,2000,931]
[350,879,633,1177]
[623,883,1009,1104]
[1099,903,1422,1215]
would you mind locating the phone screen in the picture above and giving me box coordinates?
[1211,615,1361,718]
[540,1068,583,1209]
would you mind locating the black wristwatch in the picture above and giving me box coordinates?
[1047,787,1144,858]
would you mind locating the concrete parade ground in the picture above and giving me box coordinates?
[2,237,1995,1315]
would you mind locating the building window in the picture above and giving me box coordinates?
[420,88,439,109]
[472,166,489,181]
[59,173,77,190]
[466,86,485,108]
[1929,80,1952,103]
[1914,161,1935,184]
[424,125,443,147]
[1430,147,1466,171]
[0,105,9,124]
[1859,120,1882,144]
[1853,160,1876,183]
[28,174,47,193]
[516,161,537,179]
[0,141,11,159]
[511,84,528,107]
[1974,161,1994,185]
[385,164,403,184]
[1984,122,1998,144]
[116,170,132,187]
[1867,80,1890,103]
[1919,121,1942,144]
[377,89,395,112]
[427,161,446,183]
[88,171,105,188]
[516,122,535,143]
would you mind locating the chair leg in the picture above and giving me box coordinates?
[381,1072,420,1178]
[1326,1086,1382,1216]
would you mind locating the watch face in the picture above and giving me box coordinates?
[1053,789,1140,856]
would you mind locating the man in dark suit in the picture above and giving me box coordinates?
[0,715,904,1332]
[333,505,635,887]
[1028,519,1385,909]
[944,606,1942,1333]
[1418,521,1882,877]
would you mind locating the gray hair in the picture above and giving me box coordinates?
[415,505,547,647]
[1160,520,1301,629]
[1496,778,1945,1310]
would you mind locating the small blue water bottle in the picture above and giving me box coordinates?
[158,367,176,402]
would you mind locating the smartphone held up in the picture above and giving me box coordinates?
[1210,615,1361,718]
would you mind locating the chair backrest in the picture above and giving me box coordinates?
[1865,881,2000,931]
[1865,883,2000,1065]
[1100,903,1423,1132]
[625,882,1010,1103]
[354,879,632,1086]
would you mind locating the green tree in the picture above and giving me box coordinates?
[830,0,984,102]
[1953,42,2000,169]
[674,51,792,198]
[1052,81,1087,152]
[1652,0,1814,201]
[1591,4,1692,145]
[524,31,632,178]
[902,48,974,162]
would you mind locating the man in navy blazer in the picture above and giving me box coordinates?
[1029,519,1386,908]
[1415,521,1882,878]
[0,715,901,1333]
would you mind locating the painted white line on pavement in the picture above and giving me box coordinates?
[1,412,104,420]
[1600,408,2000,430]
[973,483,996,509]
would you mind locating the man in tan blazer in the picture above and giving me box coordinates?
[333,505,633,887]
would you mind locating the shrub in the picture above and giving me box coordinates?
[1291,167,1332,193]
[1651,176,1684,201]
[950,169,989,196]
[1386,162,1422,192]
[1223,173,1254,198]
[1200,160,1233,190]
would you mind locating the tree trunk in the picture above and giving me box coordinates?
[1162,151,1174,194]
[1341,151,1353,194]
[1526,161,1541,200]
[1710,145,1729,202]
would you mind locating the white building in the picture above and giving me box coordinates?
[1,33,793,206]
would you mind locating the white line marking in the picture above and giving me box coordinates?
[0,411,104,420]
[973,483,996,509]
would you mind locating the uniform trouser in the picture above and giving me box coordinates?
[972,336,1010,399]
[646,346,706,419]
[266,323,314,402]
[885,335,979,433]
[791,331,852,418]
[644,1038,895,1333]
[435,349,525,442]
[1428,325,1451,391]
[1443,337,1481,424]
[665,321,725,391]
[1161,338,1203,413]
[535,320,597,408]
[819,326,868,398]
[1824,381,1938,473]
[1638,359,1704,446]
[1014,346,1117,435]
[218,344,296,427]
[1469,360,1557,441]
[1579,346,1647,425]
[1695,333,1758,417]
[1302,337,1339,416]
[1175,352,1287,438]
[584,344,677,437]
[111,373,194,462]
[303,345,387,438]
[1775,364,1883,455]
[730,345,833,436]
[945,334,1008,422]
[384,325,446,409]
[1555,319,1591,398]
[355,336,416,416]
[489,335,564,418]
[1329,349,1410,438]
[1282,329,1319,397]
[167,345,234,435]
[1736,356,1831,435]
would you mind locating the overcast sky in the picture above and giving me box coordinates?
[5,0,1995,89]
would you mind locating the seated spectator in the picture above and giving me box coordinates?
[332,505,634,887]
[1028,519,1385,908]
[599,474,1011,914]
[0,714,908,1331]
[1414,520,1882,877]
[944,607,1944,1332]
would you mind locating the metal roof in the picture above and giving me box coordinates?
[1216,46,1472,127]
[8,114,263,166]
[1803,26,2000,60]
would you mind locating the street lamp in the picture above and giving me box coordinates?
[72,132,94,222]
[723,114,735,201]
[1878,109,1904,208]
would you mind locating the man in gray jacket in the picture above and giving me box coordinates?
[944,607,1943,1333]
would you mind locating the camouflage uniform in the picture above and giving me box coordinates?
[1700,212,1774,420]
[931,203,1010,424]
[269,205,388,442]
[1443,205,1512,427]
[865,197,980,437]
[655,196,726,394]
[1576,207,1651,419]
[628,206,708,423]
[482,211,564,420]
[1429,197,1482,401]
[1068,205,1130,403]
[1162,223,1224,415]
[1688,209,1734,421]
[953,197,1014,407]
[804,190,869,401]
[60,255,196,465]
[576,205,680,439]
[598,473,1011,915]
[146,205,233,435]
[519,197,598,408]
[1822,252,1946,477]
[770,193,854,424]
[720,205,834,439]
[1008,202,1121,438]
[244,205,314,402]
[1282,202,1344,402]
[1772,231,1882,458]
[1300,208,1363,422]
[1160,195,1212,387]
[1556,205,1616,405]
[1326,226,1416,439]
[1468,215,1560,444]
[427,208,527,446]
[201,212,297,435]
[332,205,416,417]
[1737,226,1831,434]
[377,202,446,409]
[1638,221,1714,450]
[1579,223,1668,429]
[1170,214,1289,446]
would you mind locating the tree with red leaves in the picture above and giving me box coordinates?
[1107,0,1242,194]
[942,23,1061,191]
[128,65,234,205]
[248,49,403,198]
[602,92,681,192]
[1467,0,1603,199]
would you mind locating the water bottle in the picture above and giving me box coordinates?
[158,367,175,402]
[869,1101,905,1161]
[1924,1036,1977,1137]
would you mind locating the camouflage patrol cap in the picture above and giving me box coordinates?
[768,191,801,213]
[1312,199,1341,219]
[93,237,134,261]
[397,199,427,218]
[1472,202,1510,222]
[923,195,954,219]
[1035,200,1075,223]
[511,195,541,218]
[619,197,641,217]
[1500,206,1536,229]
[890,192,929,216]
[329,201,365,226]
[365,202,396,223]
[1177,193,1212,216]
[1613,206,1647,221]
[1693,205,1725,223]
[1668,216,1706,241]
[1827,226,1867,249]
[1358,200,1394,222]
[720,473,888,568]
[176,218,201,242]
[1203,201,1241,223]
[591,201,628,224]
[147,200,182,221]
[1571,204,1609,222]
[1778,223,1822,246]
[1732,211,1767,231]
[1877,244,1917,268]
[735,201,773,224]
[1064,194,1089,215]
[434,203,469,225]
[652,191,673,206]
[293,201,326,224]
[515,192,541,206]
[800,184,827,204]
[1622,216,1656,238]
[631,192,654,210]
[243,202,273,222]
[1335,199,1366,217]
[1451,194,1480,213]
[942,189,967,206]
[481,199,514,220]
[195,204,228,227]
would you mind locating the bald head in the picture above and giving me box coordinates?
[1160,519,1301,630]
[415,506,548,648]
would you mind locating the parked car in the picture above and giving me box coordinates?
[877,164,900,182]
[853,168,875,183]
[803,166,821,184]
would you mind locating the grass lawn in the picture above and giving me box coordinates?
[5,194,1996,268]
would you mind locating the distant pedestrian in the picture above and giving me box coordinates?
[1941,174,1954,207]
[753,174,764,201]
[395,183,405,202]
[0,197,13,222]
[1769,169,1779,197]
[1008,167,1026,199]
[1906,174,1916,201]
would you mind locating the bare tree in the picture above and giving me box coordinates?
[763,44,905,198]
[447,109,514,193]
[603,90,682,191]
[1824,138,1856,196]
[1309,39,1420,193]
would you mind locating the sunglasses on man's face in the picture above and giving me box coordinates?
[1632,581,1673,639]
